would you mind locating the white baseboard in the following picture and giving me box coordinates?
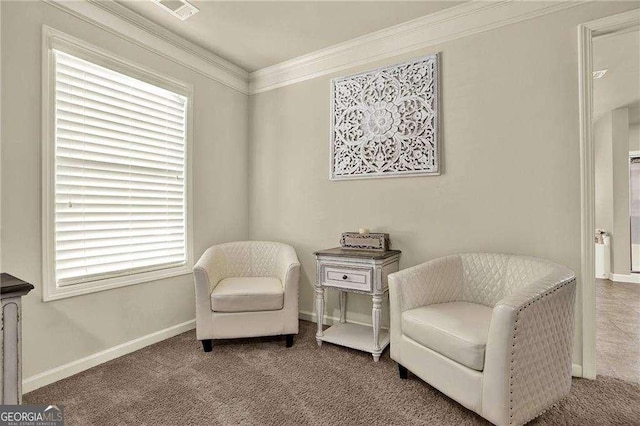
[299,309,388,329]
[23,314,586,393]
[300,311,586,378]
[572,363,583,377]
[22,319,195,394]
[299,309,349,326]
[610,273,640,284]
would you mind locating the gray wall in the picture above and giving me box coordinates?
[595,114,614,240]
[1,1,249,378]
[248,1,640,367]
[631,124,640,151]
[611,108,631,274]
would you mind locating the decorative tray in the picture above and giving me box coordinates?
[340,232,390,251]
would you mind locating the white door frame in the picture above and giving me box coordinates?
[578,9,640,380]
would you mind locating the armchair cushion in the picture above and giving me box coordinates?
[402,302,493,371]
[210,277,283,313]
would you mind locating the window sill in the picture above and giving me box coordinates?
[43,264,193,302]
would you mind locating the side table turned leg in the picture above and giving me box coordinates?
[339,291,346,324]
[315,285,325,347]
[372,294,382,362]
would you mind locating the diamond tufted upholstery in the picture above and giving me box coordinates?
[193,241,300,342]
[389,253,576,426]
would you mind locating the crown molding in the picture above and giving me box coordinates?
[42,0,249,94]
[249,0,586,94]
[586,6,640,35]
[41,0,591,95]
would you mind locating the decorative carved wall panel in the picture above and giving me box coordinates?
[330,54,440,180]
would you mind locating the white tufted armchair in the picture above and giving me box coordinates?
[193,241,300,351]
[388,253,576,426]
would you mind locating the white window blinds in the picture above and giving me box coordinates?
[53,50,188,286]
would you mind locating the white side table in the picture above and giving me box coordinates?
[314,248,401,361]
[0,274,34,404]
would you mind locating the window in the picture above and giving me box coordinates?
[43,28,192,301]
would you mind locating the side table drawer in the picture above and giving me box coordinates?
[322,265,372,292]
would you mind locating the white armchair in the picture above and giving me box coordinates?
[193,241,300,351]
[388,253,576,426]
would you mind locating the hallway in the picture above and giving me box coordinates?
[596,279,640,383]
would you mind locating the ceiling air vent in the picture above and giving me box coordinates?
[153,0,199,21]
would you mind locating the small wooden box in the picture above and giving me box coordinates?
[340,232,390,251]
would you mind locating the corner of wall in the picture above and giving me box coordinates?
[246,91,256,240]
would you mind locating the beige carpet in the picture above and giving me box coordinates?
[25,320,640,425]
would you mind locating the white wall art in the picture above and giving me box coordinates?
[330,54,440,180]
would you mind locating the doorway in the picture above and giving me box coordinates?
[579,9,640,381]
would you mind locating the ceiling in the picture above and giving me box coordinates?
[593,28,640,125]
[117,1,466,72]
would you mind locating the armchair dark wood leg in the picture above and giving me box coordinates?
[285,334,294,348]
[201,339,213,352]
[398,364,408,380]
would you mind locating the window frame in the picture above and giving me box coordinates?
[42,26,194,301]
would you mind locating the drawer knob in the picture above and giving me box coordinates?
[342,275,348,280]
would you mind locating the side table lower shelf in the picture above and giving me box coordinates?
[317,323,390,361]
